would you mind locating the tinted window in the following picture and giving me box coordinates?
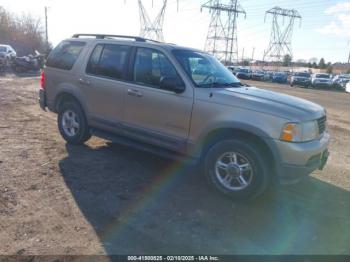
[0,46,6,52]
[86,44,130,80]
[133,48,181,88]
[46,41,85,70]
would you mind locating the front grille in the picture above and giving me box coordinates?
[317,116,327,135]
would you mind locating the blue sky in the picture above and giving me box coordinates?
[0,0,349,63]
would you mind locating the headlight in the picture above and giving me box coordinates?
[280,121,319,142]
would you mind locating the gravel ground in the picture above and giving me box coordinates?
[0,74,349,255]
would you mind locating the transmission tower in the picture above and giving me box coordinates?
[263,7,301,63]
[137,0,169,41]
[202,0,246,65]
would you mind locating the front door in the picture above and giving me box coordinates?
[123,47,193,151]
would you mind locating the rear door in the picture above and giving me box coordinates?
[123,47,193,151]
[81,43,131,131]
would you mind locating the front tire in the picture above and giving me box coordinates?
[58,101,91,144]
[204,139,270,200]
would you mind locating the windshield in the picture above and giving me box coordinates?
[172,50,241,88]
[0,46,7,52]
[239,69,250,73]
[295,72,310,77]
[316,74,330,79]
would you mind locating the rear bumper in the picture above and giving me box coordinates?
[39,89,47,110]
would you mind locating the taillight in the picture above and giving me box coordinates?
[40,70,46,90]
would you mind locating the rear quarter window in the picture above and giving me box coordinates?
[46,41,86,70]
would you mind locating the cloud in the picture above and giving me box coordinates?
[318,1,350,37]
[325,2,350,14]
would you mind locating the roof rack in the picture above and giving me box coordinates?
[71,34,160,43]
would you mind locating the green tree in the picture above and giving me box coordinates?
[319,58,326,69]
[283,54,292,67]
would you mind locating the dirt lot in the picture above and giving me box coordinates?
[0,75,349,255]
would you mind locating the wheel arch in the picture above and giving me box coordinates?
[196,124,282,176]
[54,91,85,113]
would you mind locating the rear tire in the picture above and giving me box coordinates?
[204,139,270,201]
[58,101,91,144]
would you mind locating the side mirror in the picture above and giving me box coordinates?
[160,76,185,94]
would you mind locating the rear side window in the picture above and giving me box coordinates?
[86,44,130,80]
[46,41,85,70]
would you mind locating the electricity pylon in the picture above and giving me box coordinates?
[263,7,301,63]
[202,0,246,65]
[138,0,168,41]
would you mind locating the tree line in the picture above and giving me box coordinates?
[0,6,49,56]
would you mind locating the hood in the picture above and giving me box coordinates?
[211,86,325,122]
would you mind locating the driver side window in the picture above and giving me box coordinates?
[133,48,181,89]
[188,57,211,83]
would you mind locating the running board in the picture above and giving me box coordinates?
[90,128,198,165]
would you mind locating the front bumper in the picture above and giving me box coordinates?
[292,80,311,86]
[275,132,330,184]
[313,82,332,87]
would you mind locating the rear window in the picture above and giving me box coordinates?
[46,41,86,70]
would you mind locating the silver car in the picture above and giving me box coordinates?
[39,34,330,200]
[311,73,332,88]
[0,44,17,68]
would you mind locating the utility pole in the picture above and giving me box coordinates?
[202,0,246,65]
[241,47,244,64]
[250,47,255,70]
[44,6,49,52]
[263,7,301,66]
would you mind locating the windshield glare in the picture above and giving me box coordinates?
[172,50,241,87]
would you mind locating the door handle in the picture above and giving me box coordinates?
[78,78,91,86]
[127,89,143,97]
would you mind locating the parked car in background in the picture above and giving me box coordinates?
[346,82,350,93]
[236,68,252,79]
[227,66,241,76]
[0,44,17,70]
[272,72,288,83]
[251,70,265,81]
[311,73,332,88]
[290,72,311,88]
[264,71,273,81]
[39,34,330,200]
[332,74,350,90]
